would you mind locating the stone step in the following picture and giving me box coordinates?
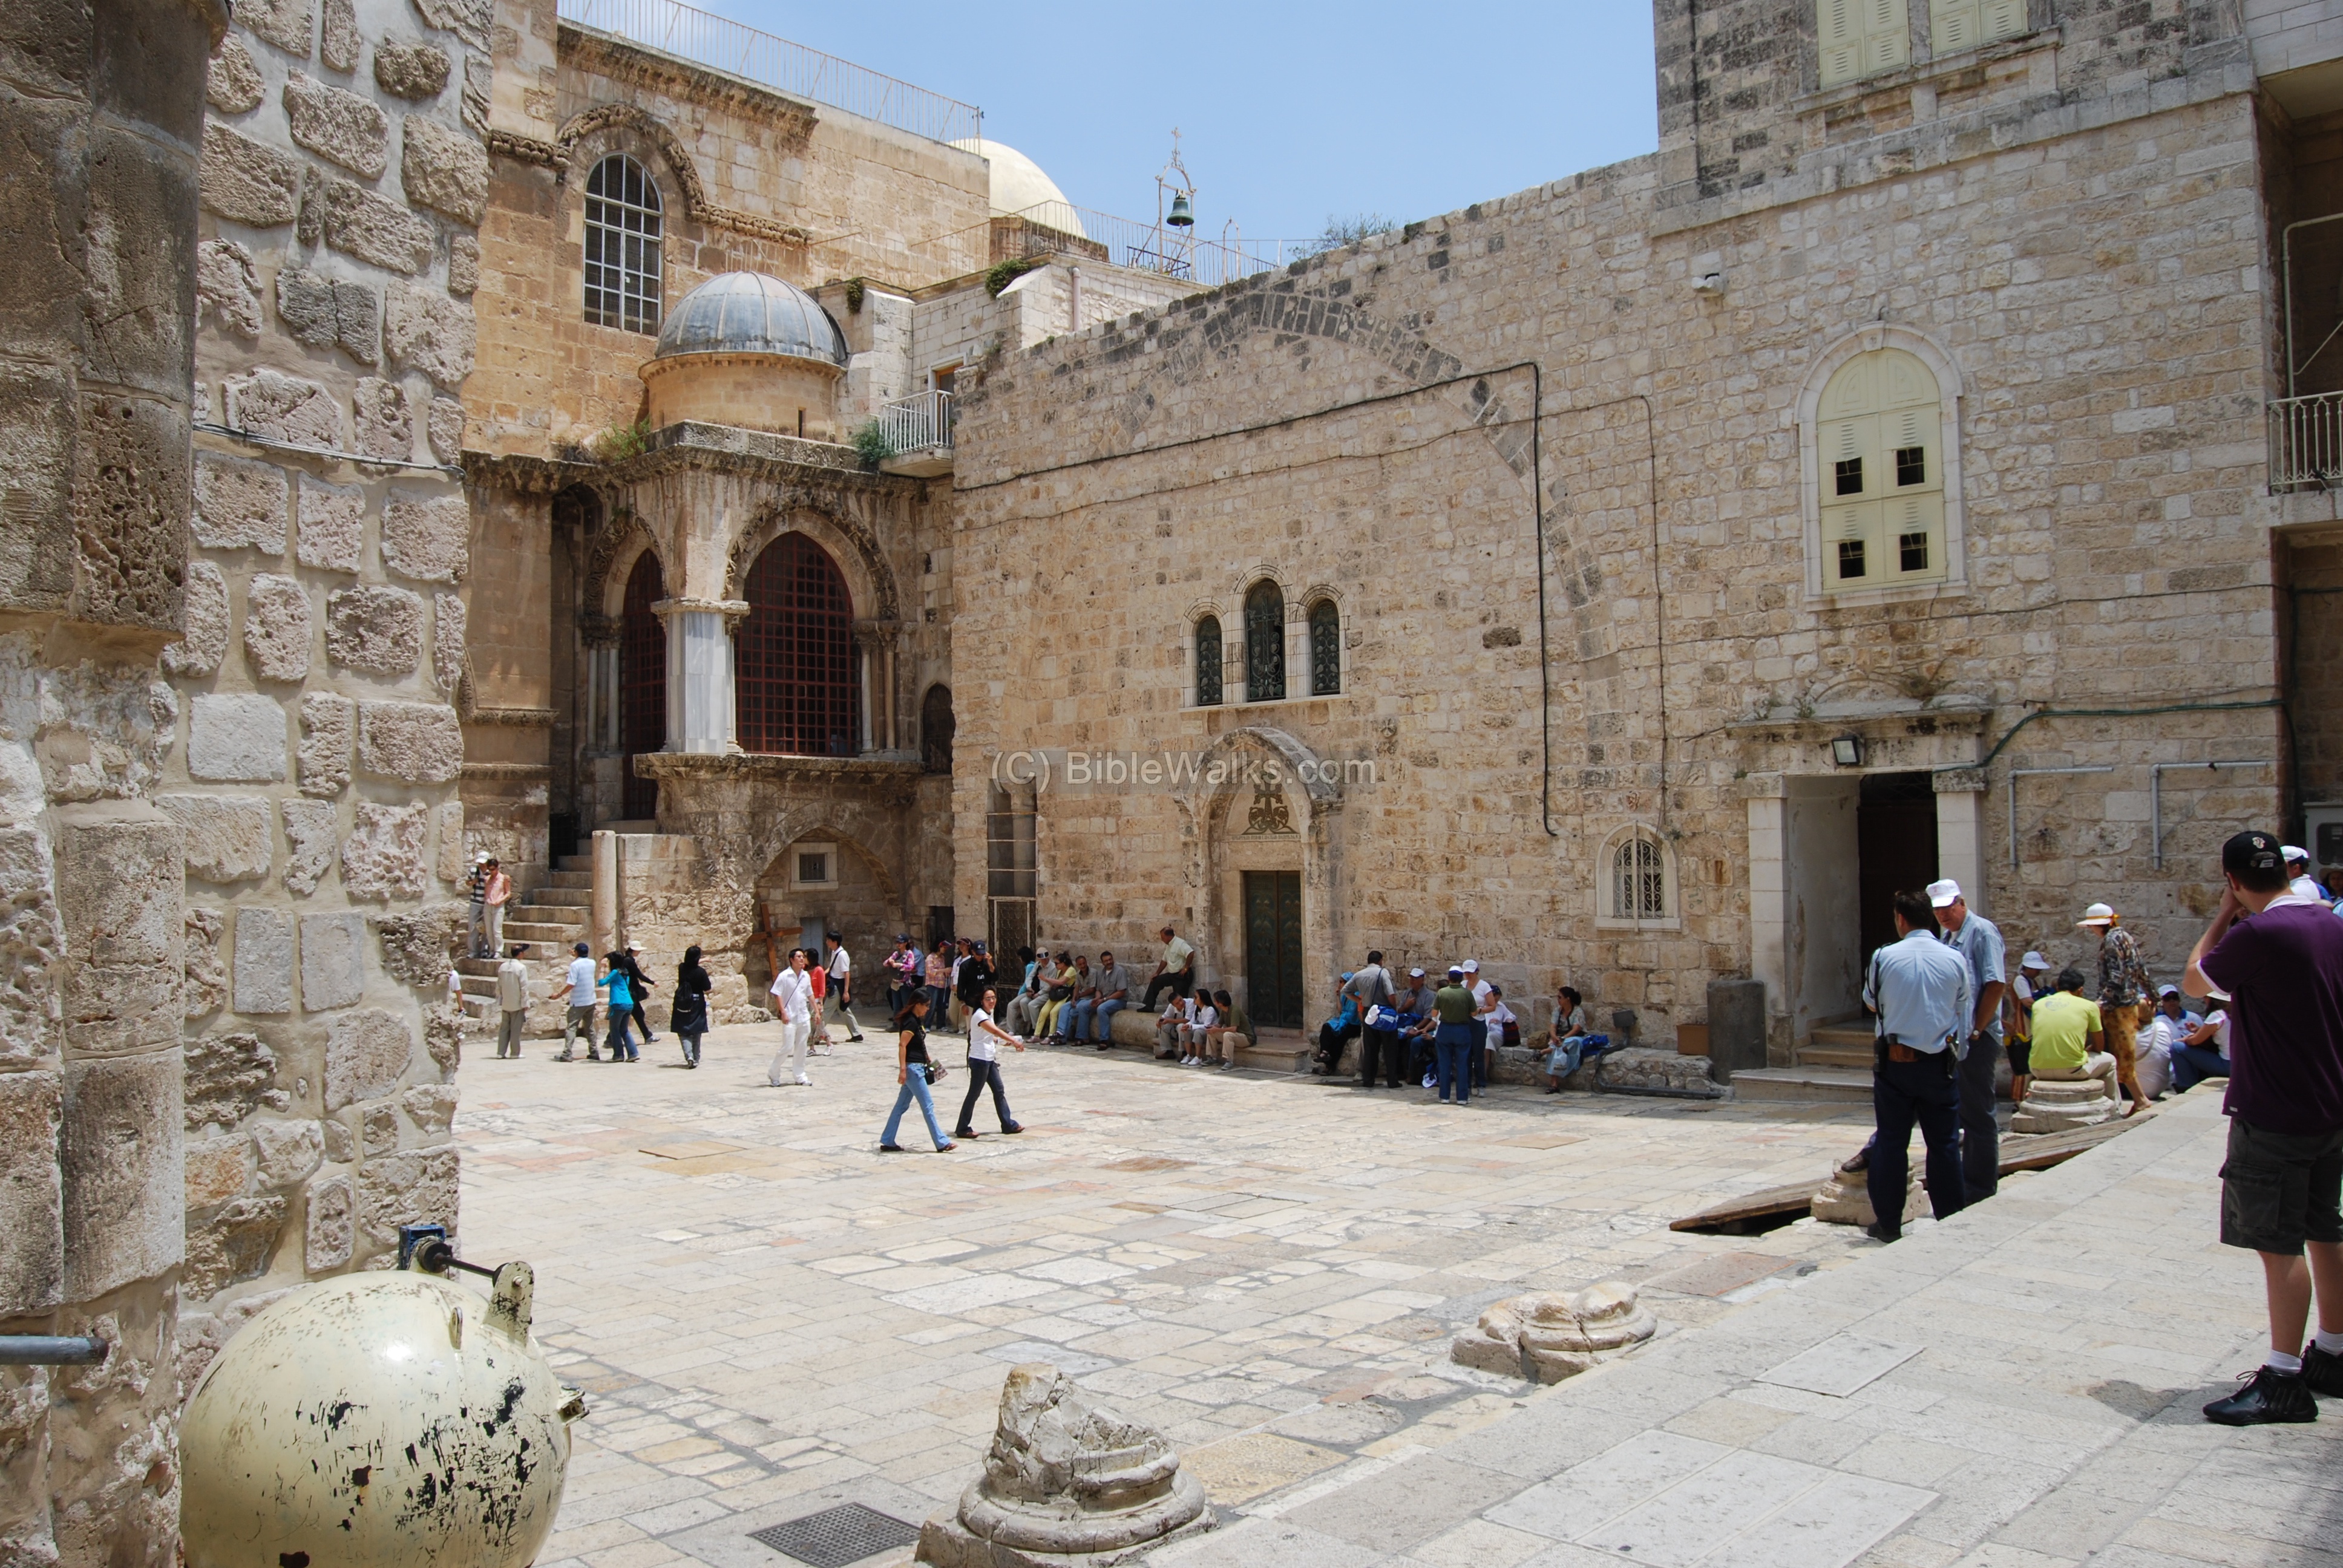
[1810,1022,1874,1048]
[546,870,591,889]
[557,854,592,872]
[1726,1066,1874,1104]
[505,921,583,944]
[525,887,594,908]
[603,820,658,834]
[1795,1044,1872,1070]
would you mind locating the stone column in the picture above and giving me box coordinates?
[1934,768,1988,914]
[653,598,749,755]
[854,621,894,756]
[1741,774,1790,1060]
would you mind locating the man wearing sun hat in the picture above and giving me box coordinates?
[1930,878,2008,1198]
[2080,901,2151,1117]
[2286,845,2325,903]
[2007,950,2050,1107]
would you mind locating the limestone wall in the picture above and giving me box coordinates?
[179,0,486,1383]
[951,59,2282,1047]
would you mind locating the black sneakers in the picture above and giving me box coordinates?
[2303,1342,2343,1399]
[2203,1365,2319,1425]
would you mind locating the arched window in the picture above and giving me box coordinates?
[1243,581,1285,703]
[1194,616,1222,707]
[736,533,856,756]
[921,684,954,773]
[1308,599,1340,696]
[1596,825,1678,929]
[1816,347,1945,592]
[584,154,663,333]
[619,550,665,820]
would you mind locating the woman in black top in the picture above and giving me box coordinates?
[671,946,712,1067]
[879,995,954,1152]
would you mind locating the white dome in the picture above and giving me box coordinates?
[951,138,1086,239]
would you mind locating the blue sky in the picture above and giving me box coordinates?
[701,2,1660,247]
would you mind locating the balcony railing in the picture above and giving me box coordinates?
[879,390,952,456]
[2270,390,2343,491]
[993,200,1307,291]
[557,0,981,145]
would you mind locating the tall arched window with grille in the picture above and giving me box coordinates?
[736,533,857,755]
[1243,582,1284,703]
[584,154,663,333]
[1194,615,1222,707]
[619,550,666,820]
[1308,599,1340,695]
[1597,825,1677,929]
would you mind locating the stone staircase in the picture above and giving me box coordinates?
[455,852,592,1023]
[1726,1019,1873,1104]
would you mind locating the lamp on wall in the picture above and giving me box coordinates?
[1829,735,1865,768]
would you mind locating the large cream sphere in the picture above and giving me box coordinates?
[180,1269,577,1568]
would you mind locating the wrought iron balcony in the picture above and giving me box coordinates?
[2269,390,2343,491]
[877,390,953,476]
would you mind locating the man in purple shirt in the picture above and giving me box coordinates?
[2186,830,2343,1424]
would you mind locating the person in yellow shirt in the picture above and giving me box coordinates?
[2028,967,2119,1103]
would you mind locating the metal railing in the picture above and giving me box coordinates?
[557,0,981,145]
[994,200,1308,291]
[2269,390,2343,491]
[879,390,952,455]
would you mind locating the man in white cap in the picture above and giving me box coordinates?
[2080,902,2150,1116]
[1930,879,2008,1197]
[2286,846,2325,903]
[1462,960,1493,1091]
[2007,950,2050,1107]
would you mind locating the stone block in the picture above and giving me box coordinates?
[432,800,463,885]
[401,1083,456,1132]
[281,799,339,897]
[1706,978,1767,1081]
[432,591,465,692]
[379,488,468,581]
[243,572,314,682]
[195,240,262,338]
[61,1051,186,1300]
[2011,1076,2117,1134]
[355,1145,459,1248]
[461,53,490,132]
[375,41,451,100]
[72,388,190,632]
[158,794,274,883]
[371,901,466,985]
[321,1117,355,1162]
[191,449,288,552]
[189,693,288,782]
[353,376,412,461]
[208,35,264,113]
[275,269,379,365]
[321,0,358,70]
[298,692,355,797]
[424,1001,459,1077]
[306,1172,353,1270]
[413,0,491,50]
[427,396,464,463]
[233,907,294,1015]
[240,0,316,56]
[325,1008,413,1109]
[326,584,423,675]
[224,367,340,449]
[1810,1163,1923,1227]
[298,163,324,246]
[284,71,387,177]
[0,1071,63,1315]
[361,1101,398,1154]
[252,1120,324,1188]
[0,831,59,1072]
[297,474,365,573]
[324,177,433,273]
[82,121,200,402]
[399,114,487,226]
[358,701,461,783]
[184,1033,282,1131]
[185,1133,254,1208]
[300,911,367,1011]
[1450,1282,1656,1384]
[184,907,227,1018]
[384,284,476,388]
[200,123,301,226]
[183,1194,288,1299]
[55,818,182,1057]
[342,803,428,901]
[447,236,478,296]
[162,558,229,678]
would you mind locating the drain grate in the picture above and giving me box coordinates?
[747,1503,921,1567]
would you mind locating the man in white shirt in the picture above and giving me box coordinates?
[495,944,532,1059]
[2284,846,2325,903]
[1463,959,1494,1089]
[557,942,600,1062]
[2133,984,2183,1099]
[822,933,865,1042]
[1141,926,1195,1011]
[768,948,817,1086]
[2174,1003,2232,1093]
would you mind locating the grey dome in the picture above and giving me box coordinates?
[654,272,847,367]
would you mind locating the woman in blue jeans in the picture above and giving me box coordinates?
[1431,967,1479,1103]
[880,995,954,1152]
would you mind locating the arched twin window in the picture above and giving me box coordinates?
[1596,825,1677,930]
[1244,582,1285,703]
[1193,587,1340,706]
[585,154,663,333]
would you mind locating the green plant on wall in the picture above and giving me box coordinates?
[595,418,652,462]
[985,256,1046,298]
[851,419,894,466]
[844,277,867,313]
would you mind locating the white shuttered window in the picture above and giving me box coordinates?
[1931,0,2027,54]
[1817,348,1947,592]
[1818,0,1911,88]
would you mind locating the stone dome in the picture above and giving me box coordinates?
[949,138,1087,239]
[654,272,847,367]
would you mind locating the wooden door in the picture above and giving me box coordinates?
[1243,871,1304,1029]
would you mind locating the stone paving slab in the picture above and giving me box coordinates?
[1149,1091,2338,1568]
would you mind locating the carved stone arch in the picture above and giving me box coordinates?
[745,815,903,909]
[725,492,901,621]
[1175,724,1345,825]
[555,103,707,213]
[582,508,664,625]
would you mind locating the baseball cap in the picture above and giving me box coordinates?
[2223,830,2284,878]
[1461,959,1480,973]
[2282,844,2310,863]
[1341,971,1355,981]
[1409,967,1426,978]
[1447,967,1464,978]
[2076,902,2116,927]
[2019,950,2048,970]
[2157,984,2180,998]
[1925,878,1961,907]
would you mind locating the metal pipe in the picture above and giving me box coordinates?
[2008,765,2115,869]
[0,1336,108,1366]
[2151,760,2272,869]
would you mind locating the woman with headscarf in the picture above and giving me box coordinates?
[671,944,712,1068]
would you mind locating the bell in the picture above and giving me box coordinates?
[1166,193,1194,227]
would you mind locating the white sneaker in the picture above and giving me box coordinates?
[795,1074,812,1086]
